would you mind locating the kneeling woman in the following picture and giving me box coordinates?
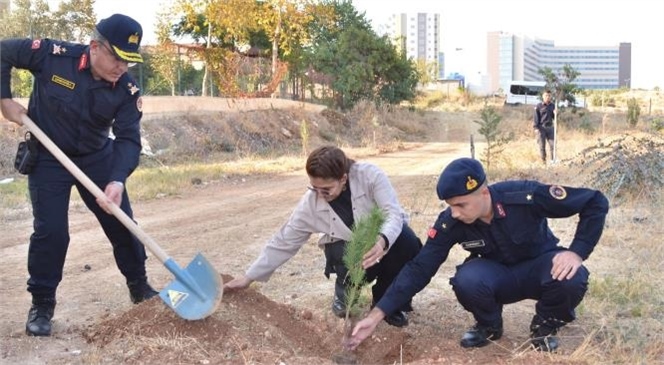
[224,145,422,327]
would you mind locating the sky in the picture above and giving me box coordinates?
[55,0,664,90]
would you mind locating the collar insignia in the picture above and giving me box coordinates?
[52,44,66,55]
[496,203,506,218]
[128,83,140,95]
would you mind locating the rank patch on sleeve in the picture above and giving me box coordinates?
[549,185,567,200]
[136,96,143,112]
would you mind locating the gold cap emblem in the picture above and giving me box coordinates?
[128,33,139,44]
[466,176,478,191]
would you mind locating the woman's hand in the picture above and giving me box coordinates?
[223,275,254,291]
[361,236,386,269]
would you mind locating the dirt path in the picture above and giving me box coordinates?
[0,142,578,365]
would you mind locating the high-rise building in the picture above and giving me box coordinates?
[487,31,631,93]
[386,13,442,78]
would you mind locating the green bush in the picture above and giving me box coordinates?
[626,98,641,127]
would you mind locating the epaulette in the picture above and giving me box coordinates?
[501,191,535,205]
[118,73,141,97]
[47,40,85,58]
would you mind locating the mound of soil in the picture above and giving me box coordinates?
[83,275,407,365]
[80,272,581,365]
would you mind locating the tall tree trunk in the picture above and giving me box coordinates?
[202,24,212,97]
[271,7,281,98]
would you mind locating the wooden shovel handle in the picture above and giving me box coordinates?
[20,114,169,263]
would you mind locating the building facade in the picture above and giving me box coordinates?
[386,13,442,78]
[487,31,631,93]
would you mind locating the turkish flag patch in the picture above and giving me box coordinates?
[427,227,437,239]
[31,39,41,50]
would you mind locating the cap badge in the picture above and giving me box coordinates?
[466,176,478,191]
[128,33,140,44]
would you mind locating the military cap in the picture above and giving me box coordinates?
[436,158,486,200]
[95,14,143,63]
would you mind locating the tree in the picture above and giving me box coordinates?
[0,0,96,97]
[626,98,641,127]
[415,59,437,87]
[150,12,182,96]
[305,1,418,109]
[538,64,581,162]
[171,0,321,97]
[538,64,581,108]
[52,0,97,42]
[473,104,512,171]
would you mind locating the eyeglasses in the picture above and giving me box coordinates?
[307,186,333,196]
[98,41,136,68]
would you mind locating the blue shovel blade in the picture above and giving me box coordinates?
[158,253,223,320]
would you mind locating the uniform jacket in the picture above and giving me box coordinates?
[246,162,409,282]
[534,101,555,129]
[376,180,609,315]
[1,38,143,183]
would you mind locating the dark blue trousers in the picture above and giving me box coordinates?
[26,150,148,299]
[450,251,589,327]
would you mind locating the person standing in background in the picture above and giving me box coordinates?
[534,90,556,164]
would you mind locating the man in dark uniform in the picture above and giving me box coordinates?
[1,14,158,337]
[347,158,609,352]
[534,90,556,164]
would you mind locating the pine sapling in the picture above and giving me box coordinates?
[339,207,385,348]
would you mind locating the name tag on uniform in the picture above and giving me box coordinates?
[51,75,76,90]
[460,240,485,249]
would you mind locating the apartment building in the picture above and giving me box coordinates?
[487,31,631,93]
[385,13,442,78]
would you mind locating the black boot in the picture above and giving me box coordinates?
[26,298,56,337]
[530,314,565,352]
[384,311,409,327]
[331,295,346,318]
[460,321,503,348]
[127,277,158,304]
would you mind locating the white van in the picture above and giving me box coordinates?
[504,80,546,106]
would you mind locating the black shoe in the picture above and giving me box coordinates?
[531,335,559,352]
[384,311,408,327]
[26,298,56,337]
[128,278,158,304]
[331,296,346,318]
[460,323,503,348]
[530,315,564,352]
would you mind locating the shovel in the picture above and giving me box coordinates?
[20,114,222,320]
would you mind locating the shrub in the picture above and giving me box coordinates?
[626,98,641,127]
